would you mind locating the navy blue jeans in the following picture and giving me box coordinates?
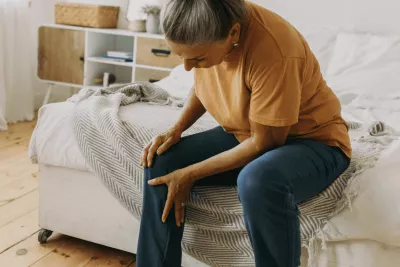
[136,127,350,267]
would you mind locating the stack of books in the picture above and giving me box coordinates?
[101,51,133,62]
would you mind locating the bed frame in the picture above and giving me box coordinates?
[38,164,400,267]
[38,164,208,267]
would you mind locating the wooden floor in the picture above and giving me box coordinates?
[0,120,136,267]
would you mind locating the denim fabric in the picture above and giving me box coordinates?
[136,127,349,267]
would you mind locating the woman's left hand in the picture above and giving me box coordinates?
[148,169,194,227]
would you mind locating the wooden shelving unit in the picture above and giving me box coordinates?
[37,24,182,106]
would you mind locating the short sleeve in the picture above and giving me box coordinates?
[248,57,304,127]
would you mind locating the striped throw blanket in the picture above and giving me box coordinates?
[69,82,394,267]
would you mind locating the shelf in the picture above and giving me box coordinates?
[41,24,165,39]
[135,64,174,72]
[86,57,134,67]
[38,24,176,98]
[85,59,174,71]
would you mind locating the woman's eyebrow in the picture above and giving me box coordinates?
[167,46,206,60]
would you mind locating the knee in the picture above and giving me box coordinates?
[144,151,179,181]
[143,153,179,200]
[237,163,291,206]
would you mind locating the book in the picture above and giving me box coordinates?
[101,55,133,62]
[106,51,133,59]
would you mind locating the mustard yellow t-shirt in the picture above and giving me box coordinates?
[194,2,352,158]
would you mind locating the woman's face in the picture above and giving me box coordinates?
[167,38,233,71]
[166,25,241,71]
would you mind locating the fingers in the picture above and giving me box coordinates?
[181,204,185,224]
[140,142,151,167]
[174,191,186,227]
[162,187,186,227]
[147,176,165,186]
[162,190,174,223]
[158,181,187,227]
[182,189,190,224]
[185,187,191,202]
[140,130,180,167]
[157,136,174,155]
[174,199,182,227]
[147,137,162,167]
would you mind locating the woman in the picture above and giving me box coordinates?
[137,1,351,266]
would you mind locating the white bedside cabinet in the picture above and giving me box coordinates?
[37,24,182,106]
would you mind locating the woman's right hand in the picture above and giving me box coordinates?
[140,125,183,168]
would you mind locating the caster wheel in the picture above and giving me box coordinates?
[38,229,53,244]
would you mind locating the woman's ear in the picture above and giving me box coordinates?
[230,23,241,43]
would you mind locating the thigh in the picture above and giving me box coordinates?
[150,126,241,186]
[247,139,350,203]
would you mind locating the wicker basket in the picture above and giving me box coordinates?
[55,3,120,28]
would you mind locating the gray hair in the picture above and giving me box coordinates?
[161,0,249,45]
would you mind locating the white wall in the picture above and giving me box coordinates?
[127,0,163,21]
[252,0,400,35]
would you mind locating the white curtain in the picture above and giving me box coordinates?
[0,0,34,131]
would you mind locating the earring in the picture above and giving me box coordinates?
[225,42,240,58]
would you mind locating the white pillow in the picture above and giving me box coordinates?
[323,140,400,247]
[303,27,339,75]
[325,32,400,98]
[155,64,194,98]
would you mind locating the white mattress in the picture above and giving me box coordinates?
[33,101,217,171]
[308,239,400,267]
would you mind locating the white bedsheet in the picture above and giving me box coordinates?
[319,32,400,249]
[324,139,400,246]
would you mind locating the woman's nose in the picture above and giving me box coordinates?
[183,60,194,71]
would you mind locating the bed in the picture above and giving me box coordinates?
[30,27,400,267]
